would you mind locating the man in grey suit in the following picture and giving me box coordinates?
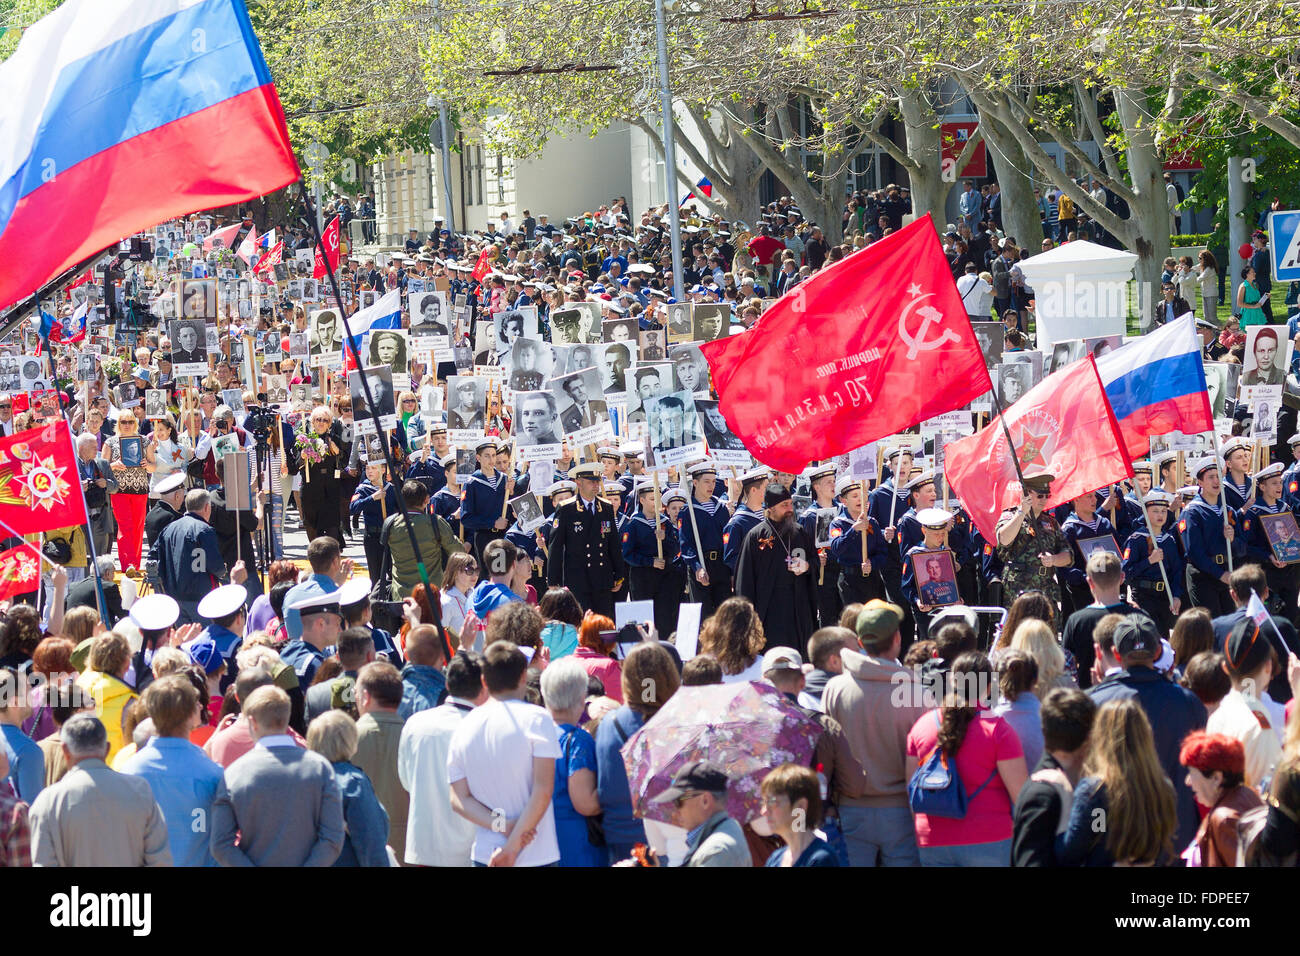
[29,714,172,866]
[210,686,345,867]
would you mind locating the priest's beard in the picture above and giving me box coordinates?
[771,512,796,543]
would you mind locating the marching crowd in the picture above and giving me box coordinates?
[0,183,1298,871]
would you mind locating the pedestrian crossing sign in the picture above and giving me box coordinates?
[1267,210,1300,281]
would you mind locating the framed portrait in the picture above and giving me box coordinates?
[446,376,486,432]
[507,337,553,392]
[509,491,547,533]
[309,309,342,358]
[1001,349,1043,385]
[167,318,208,377]
[118,435,145,468]
[1261,511,1300,564]
[1046,338,1085,376]
[691,304,728,343]
[1203,362,1230,418]
[813,508,838,548]
[644,389,705,469]
[550,367,610,442]
[970,322,1004,368]
[995,362,1031,407]
[668,343,709,395]
[601,318,639,344]
[114,383,141,409]
[1083,335,1122,363]
[409,290,450,345]
[348,366,397,435]
[366,328,408,374]
[639,329,668,362]
[1243,325,1290,389]
[144,389,168,419]
[911,550,960,607]
[514,389,564,460]
[665,302,693,342]
[493,307,539,356]
[1076,533,1121,562]
[263,374,289,406]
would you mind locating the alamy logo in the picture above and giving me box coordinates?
[49,886,151,936]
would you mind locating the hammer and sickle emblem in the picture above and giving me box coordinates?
[898,287,961,360]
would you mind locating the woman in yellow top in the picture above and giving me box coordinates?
[75,632,138,761]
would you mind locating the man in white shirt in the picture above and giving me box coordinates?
[446,642,561,866]
[955,262,992,320]
[398,650,488,866]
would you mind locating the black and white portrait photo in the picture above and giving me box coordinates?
[515,390,563,459]
[509,491,546,532]
[971,321,1003,368]
[367,328,408,374]
[602,318,639,344]
[669,344,709,395]
[349,365,397,433]
[75,352,97,382]
[310,309,342,358]
[145,389,168,419]
[168,318,208,375]
[564,343,599,376]
[598,342,636,396]
[640,329,667,362]
[696,399,746,451]
[262,330,283,361]
[288,331,310,361]
[447,376,485,431]
[508,338,553,391]
[264,374,289,406]
[646,390,704,468]
[627,363,673,424]
[494,308,538,356]
[114,382,141,409]
[551,368,609,434]
[666,303,693,341]
[996,362,1032,406]
[692,304,728,343]
[409,291,450,340]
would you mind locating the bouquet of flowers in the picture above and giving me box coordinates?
[293,422,327,481]
[101,356,124,380]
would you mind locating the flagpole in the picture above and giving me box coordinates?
[36,316,111,623]
[297,184,438,609]
[1209,425,1235,574]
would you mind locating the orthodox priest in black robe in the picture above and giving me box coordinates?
[734,483,819,654]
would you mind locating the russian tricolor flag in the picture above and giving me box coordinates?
[1096,313,1214,460]
[680,177,713,208]
[0,0,300,312]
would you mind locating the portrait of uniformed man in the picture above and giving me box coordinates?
[516,391,562,447]
[508,338,549,391]
[1243,326,1287,386]
[447,377,485,430]
[168,319,207,367]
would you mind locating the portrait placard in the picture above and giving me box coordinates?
[1261,511,1300,564]
[911,551,959,607]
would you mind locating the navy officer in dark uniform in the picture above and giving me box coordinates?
[546,461,626,617]
[622,477,685,639]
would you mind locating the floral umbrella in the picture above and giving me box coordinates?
[622,681,822,825]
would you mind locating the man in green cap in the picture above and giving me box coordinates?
[995,473,1071,610]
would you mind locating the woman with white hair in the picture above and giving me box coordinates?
[307,710,391,867]
[541,658,604,867]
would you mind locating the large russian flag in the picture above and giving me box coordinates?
[1096,313,1213,460]
[0,0,300,312]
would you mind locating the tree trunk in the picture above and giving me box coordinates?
[896,89,946,227]
[1113,87,1170,328]
[981,114,1043,253]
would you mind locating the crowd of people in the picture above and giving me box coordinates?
[0,181,1298,872]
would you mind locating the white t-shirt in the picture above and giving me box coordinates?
[956,273,993,318]
[446,696,562,865]
[721,656,765,684]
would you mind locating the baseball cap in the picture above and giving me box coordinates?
[761,646,803,676]
[855,600,904,643]
[1113,614,1161,659]
[650,760,730,805]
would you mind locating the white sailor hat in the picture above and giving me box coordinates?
[597,445,621,459]
[337,578,372,608]
[906,470,937,492]
[1193,456,1219,478]
[602,480,624,494]
[495,438,513,452]
[916,507,954,529]
[197,584,248,622]
[1289,433,1300,447]
[1143,489,1174,506]
[475,438,497,454]
[738,466,770,483]
[155,471,186,495]
[1221,438,1251,459]
[439,453,458,469]
[1178,484,1199,500]
[633,477,658,496]
[572,462,602,480]
[687,461,718,478]
[1152,450,1178,470]
[1131,459,1152,475]
[1253,462,1284,482]
[548,479,577,496]
[607,302,628,315]
[804,463,835,482]
[288,589,342,616]
[129,594,179,632]
[835,474,863,496]
[885,446,915,462]
[662,488,688,506]
[621,441,645,459]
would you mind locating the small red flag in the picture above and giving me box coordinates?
[0,420,89,538]
[944,356,1133,542]
[0,541,42,603]
[313,215,341,280]
[699,218,993,472]
[471,247,495,282]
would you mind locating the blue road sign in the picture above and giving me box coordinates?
[1267,210,1300,282]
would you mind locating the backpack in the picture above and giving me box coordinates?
[907,712,997,819]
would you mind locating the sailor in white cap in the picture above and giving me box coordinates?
[797,463,842,627]
[127,593,188,692]
[280,589,345,685]
[145,471,188,550]
[192,583,250,680]
[1243,460,1300,615]
[622,477,684,637]
[461,436,513,563]
[616,442,647,515]
[867,445,916,643]
[1121,488,1185,636]
[1284,432,1300,512]
[337,577,402,666]
[722,467,770,573]
[1220,437,1254,510]
[901,507,959,637]
[826,474,885,605]
[1179,455,1240,617]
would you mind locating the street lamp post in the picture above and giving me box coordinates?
[654,0,685,301]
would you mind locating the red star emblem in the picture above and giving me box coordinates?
[1011,424,1051,469]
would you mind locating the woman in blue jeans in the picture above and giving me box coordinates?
[542,659,605,866]
[594,643,680,865]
